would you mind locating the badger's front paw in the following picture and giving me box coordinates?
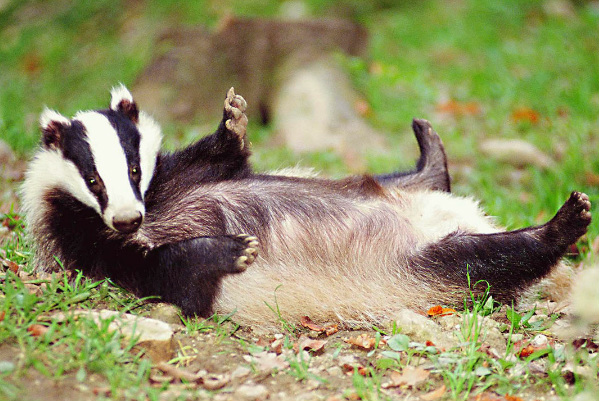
[224,88,249,150]
[232,234,259,272]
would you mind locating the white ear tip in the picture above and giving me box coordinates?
[110,84,134,110]
[40,108,70,128]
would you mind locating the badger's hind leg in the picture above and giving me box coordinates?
[413,191,591,306]
[145,234,259,316]
[376,119,451,192]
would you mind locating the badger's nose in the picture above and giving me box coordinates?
[113,211,143,233]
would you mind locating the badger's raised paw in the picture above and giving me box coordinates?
[548,191,592,246]
[233,234,259,273]
[224,87,249,149]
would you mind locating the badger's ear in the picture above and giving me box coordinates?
[110,84,139,123]
[40,108,70,150]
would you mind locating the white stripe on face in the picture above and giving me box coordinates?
[137,111,162,196]
[75,111,145,231]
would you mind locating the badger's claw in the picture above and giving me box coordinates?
[224,88,249,150]
[233,234,259,272]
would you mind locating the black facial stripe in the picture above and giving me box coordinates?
[98,109,143,201]
[61,120,109,212]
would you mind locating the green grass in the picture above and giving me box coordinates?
[0,0,597,400]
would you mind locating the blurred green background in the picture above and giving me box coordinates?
[0,0,598,236]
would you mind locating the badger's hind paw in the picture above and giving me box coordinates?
[233,234,259,272]
[548,191,592,246]
[224,88,249,149]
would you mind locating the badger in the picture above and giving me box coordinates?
[21,85,591,327]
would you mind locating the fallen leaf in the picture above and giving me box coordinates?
[300,316,339,336]
[0,311,4,322]
[436,100,481,116]
[297,335,327,353]
[421,384,446,400]
[270,338,284,354]
[503,395,525,401]
[1,258,19,274]
[427,306,456,317]
[27,324,49,337]
[511,107,540,124]
[300,316,325,331]
[517,345,535,358]
[342,363,369,376]
[382,366,430,389]
[572,338,599,352]
[344,333,382,350]
[325,324,339,336]
[354,99,371,117]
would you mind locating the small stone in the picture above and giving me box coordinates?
[147,303,183,326]
[0,361,15,373]
[509,333,524,342]
[231,366,251,379]
[531,334,548,347]
[326,366,343,377]
[233,384,269,400]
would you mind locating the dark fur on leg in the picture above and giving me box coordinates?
[155,88,252,187]
[376,119,451,192]
[412,192,591,304]
[145,234,259,316]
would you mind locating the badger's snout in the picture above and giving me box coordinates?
[112,211,143,233]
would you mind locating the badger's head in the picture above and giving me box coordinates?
[22,85,162,234]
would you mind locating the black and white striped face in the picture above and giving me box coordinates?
[25,85,162,233]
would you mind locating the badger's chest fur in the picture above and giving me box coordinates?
[21,86,591,328]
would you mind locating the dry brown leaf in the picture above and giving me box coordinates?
[300,316,339,336]
[436,100,481,116]
[383,366,430,389]
[342,363,369,376]
[1,259,19,274]
[325,324,339,336]
[421,384,446,400]
[511,107,540,124]
[27,324,48,337]
[344,333,378,350]
[0,311,5,322]
[297,335,327,353]
[300,316,325,331]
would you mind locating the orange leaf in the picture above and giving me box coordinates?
[427,306,456,317]
[0,311,5,322]
[511,107,540,124]
[504,395,525,401]
[325,324,339,336]
[27,324,48,337]
[436,100,481,116]
[344,333,380,350]
[300,316,324,332]
[300,316,339,336]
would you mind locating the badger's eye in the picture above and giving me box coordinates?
[130,165,141,183]
[86,176,102,194]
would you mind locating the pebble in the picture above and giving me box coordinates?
[531,334,548,347]
[233,384,269,400]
